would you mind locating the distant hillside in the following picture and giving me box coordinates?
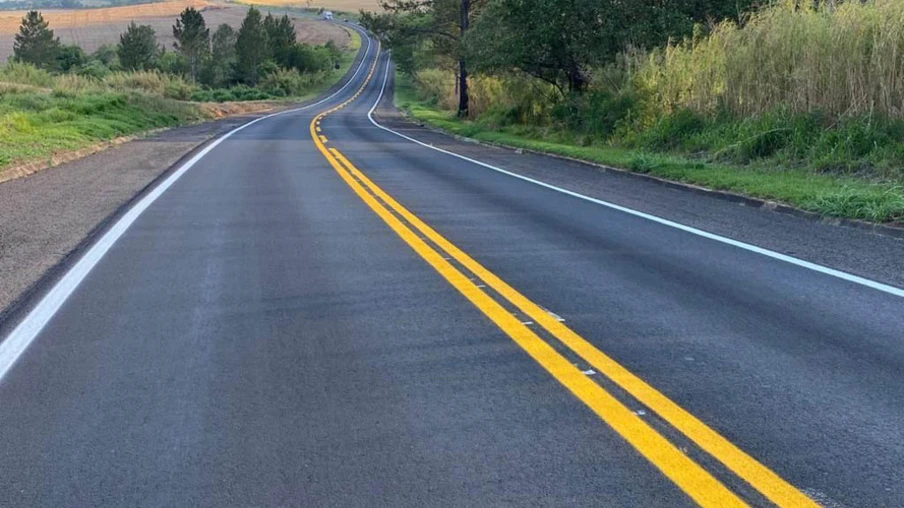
[0,0,351,61]
[236,0,381,13]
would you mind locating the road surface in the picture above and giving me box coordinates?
[1,32,903,507]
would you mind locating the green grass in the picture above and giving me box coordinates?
[394,72,904,223]
[273,29,362,103]
[0,39,362,172]
[0,91,205,171]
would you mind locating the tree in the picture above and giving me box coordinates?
[362,0,484,117]
[211,23,237,61]
[201,23,237,87]
[172,7,209,81]
[462,0,613,93]
[56,44,85,72]
[91,44,120,69]
[157,48,188,75]
[118,22,158,71]
[462,0,751,95]
[263,12,296,68]
[234,7,269,84]
[13,11,61,70]
[288,43,331,73]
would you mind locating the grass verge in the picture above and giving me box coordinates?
[0,91,206,171]
[0,37,362,174]
[394,72,904,224]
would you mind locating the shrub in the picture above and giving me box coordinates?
[259,67,315,97]
[76,60,110,79]
[163,79,195,100]
[102,70,196,99]
[189,85,276,102]
[156,51,187,76]
[52,73,102,96]
[632,0,904,120]
[0,61,54,87]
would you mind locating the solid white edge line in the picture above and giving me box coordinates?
[366,57,904,299]
[0,32,375,382]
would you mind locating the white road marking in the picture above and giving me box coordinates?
[366,57,904,299]
[538,304,566,322]
[0,33,377,383]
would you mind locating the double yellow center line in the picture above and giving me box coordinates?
[308,44,819,508]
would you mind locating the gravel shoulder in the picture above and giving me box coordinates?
[0,116,260,321]
[0,26,366,327]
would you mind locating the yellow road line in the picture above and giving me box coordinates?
[334,148,818,507]
[320,141,746,508]
[309,42,815,507]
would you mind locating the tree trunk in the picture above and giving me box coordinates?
[567,65,587,93]
[457,0,469,118]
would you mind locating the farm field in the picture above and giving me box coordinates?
[236,0,381,13]
[0,0,351,61]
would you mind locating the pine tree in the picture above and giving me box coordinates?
[211,23,236,61]
[172,7,209,81]
[234,7,269,85]
[201,23,237,87]
[13,11,61,70]
[263,13,296,69]
[118,22,158,71]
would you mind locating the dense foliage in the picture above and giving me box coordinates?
[375,0,904,192]
[363,0,757,112]
[13,11,61,70]
[118,22,158,71]
[10,6,345,97]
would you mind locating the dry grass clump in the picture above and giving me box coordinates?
[634,0,904,119]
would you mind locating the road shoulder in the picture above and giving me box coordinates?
[0,115,267,325]
[373,70,904,290]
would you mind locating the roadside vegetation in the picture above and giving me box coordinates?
[1,6,358,171]
[368,0,904,223]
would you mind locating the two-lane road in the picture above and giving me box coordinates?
[1,32,903,507]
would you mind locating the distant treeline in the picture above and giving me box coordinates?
[9,6,346,99]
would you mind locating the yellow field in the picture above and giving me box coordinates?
[0,0,216,34]
[236,0,382,12]
[0,1,351,61]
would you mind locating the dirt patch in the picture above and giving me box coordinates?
[0,1,349,61]
[197,99,284,118]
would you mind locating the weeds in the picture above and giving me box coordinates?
[396,71,904,222]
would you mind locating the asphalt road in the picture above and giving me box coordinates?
[1,32,903,507]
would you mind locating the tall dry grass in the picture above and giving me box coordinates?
[413,68,557,122]
[0,62,198,100]
[634,0,904,119]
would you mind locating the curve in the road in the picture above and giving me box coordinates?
[0,31,375,383]
[309,46,819,508]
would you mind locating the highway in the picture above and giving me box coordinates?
[1,32,903,507]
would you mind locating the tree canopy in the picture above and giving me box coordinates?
[366,0,760,102]
[173,7,210,82]
[13,11,61,70]
[234,7,269,85]
[118,22,158,71]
